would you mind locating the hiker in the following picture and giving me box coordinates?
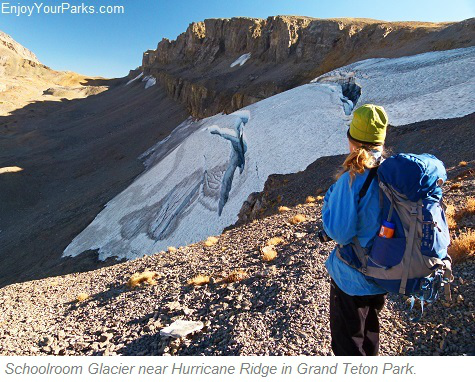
[322,104,389,356]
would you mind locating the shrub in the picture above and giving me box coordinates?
[445,204,457,229]
[204,236,219,247]
[76,293,90,302]
[448,230,475,264]
[455,197,475,220]
[266,237,285,246]
[187,274,210,286]
[288,214,306,224]
[261,245,277,262]
[127,271,159,288]
[222,270,249,283]
[278,206,290,213]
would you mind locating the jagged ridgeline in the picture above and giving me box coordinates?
[140,16,475,118]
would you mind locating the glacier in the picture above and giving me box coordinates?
[63,47,475,261]
[314,47,475,124]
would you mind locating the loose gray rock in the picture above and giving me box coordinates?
[39,336,53,347]
[98,332,113,343]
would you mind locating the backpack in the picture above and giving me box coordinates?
[336,153,454,320]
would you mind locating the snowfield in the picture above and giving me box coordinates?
[125,73,156,89]
[63,47,475,260]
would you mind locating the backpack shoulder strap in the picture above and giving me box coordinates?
[359,167,379,200]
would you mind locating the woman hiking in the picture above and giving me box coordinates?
[322,104,389,356]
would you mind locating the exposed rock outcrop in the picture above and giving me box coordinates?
[141,16,475,118]
[0,31,41,64]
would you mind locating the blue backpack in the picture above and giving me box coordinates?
[336,153,454,319]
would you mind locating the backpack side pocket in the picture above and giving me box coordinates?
[369,236,406,268]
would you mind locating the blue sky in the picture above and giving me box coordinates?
[1,0,474,78]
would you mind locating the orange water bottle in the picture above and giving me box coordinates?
[379,220,395,238]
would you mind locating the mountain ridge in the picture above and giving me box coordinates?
[0,31,41,64]
[0,31,109,116]
[140,16,475,118]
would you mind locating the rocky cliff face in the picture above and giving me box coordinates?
[141,16,475,118]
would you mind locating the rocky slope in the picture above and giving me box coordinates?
[141,16,475,118]
[1,17,474,289]
[0,31,40,63]
[0,31,108,116]
[0,34,188,287]
[0,144,473,356]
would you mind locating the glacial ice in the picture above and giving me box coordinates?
[63,47,475,261]
[63,84,347,260]
[315,47,475,125]
[208,111,249,215]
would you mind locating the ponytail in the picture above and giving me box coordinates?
[337,146,382,183]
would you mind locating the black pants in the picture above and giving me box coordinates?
[329,279,386,356]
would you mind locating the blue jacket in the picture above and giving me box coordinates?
[322,169,387,296]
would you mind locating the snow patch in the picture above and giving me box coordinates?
[230,53,251,68]
[142,75,156,89]
[125,72,143,86]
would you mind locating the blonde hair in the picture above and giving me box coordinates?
[337,143,383,183]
